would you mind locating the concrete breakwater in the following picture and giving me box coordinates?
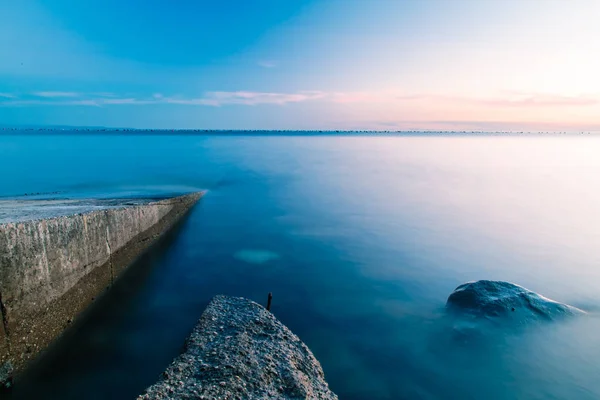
[0,192,203,385]
[139,295,338,400]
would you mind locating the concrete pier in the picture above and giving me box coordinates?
[0,192,203,385]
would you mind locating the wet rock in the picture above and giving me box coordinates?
[0,361,13,388]
[138,295,337,399]
[447,280,584,320]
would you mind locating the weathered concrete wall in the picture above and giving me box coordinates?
[0,314,8,384]
[0,192,202,384]
[139,295,338,400]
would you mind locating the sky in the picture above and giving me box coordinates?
[1,0,599,131]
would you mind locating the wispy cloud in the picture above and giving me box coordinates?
[163,98,219,106]
[358,119,600,132]
[102,98,140,105]
[0,99,101,106]
[202,91,327,106]
[33,91,79,98]
[330,92,600,107]
[156,91,329,106]
[70,99,101,106]
[471,93,599,107]
[1,90,329,107]
[2,91,599,113]
[328,92,413,103]
[257,60,277,68]
[420,120,600,132]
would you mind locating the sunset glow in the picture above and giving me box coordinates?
[1,0,598,130]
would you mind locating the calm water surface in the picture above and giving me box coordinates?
[2,133,600,399]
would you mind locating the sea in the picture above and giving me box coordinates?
[2,132,600,400]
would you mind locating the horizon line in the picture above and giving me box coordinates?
[1,127,598,135]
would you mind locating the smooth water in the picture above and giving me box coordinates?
[3,134,600,399]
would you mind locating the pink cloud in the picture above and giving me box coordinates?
[472,94,599,107]
[329,92,384,103]
[325,92,427,104]
[2,90,599,133]
[359,119,600,132]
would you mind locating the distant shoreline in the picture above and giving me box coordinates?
[0,128,597,136]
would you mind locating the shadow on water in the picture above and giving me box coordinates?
[7,211,202,400]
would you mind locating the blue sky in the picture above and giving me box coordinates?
[1,0,599,130]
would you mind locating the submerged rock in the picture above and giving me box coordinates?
[234,249,280,265]
[138,295,337,400]
[447,280,583,321]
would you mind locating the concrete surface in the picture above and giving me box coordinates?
[0,192,202,386]
[0,198,163,224]
[139,295,337,400]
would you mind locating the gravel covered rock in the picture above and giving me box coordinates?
[138,295,337,400]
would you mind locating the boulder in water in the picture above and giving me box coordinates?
[447,280,583,321]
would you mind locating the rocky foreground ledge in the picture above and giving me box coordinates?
[138,295,338,400]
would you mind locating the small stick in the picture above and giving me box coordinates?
[267,292,273,311]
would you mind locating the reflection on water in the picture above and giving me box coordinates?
[2,134,600,399]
